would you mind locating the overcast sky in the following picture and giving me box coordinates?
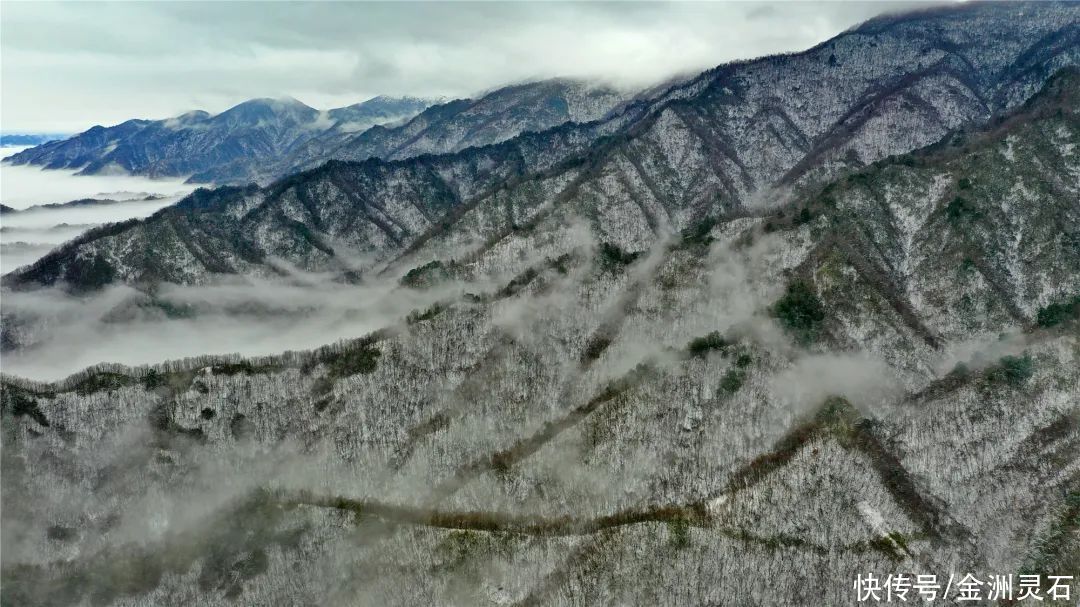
[2,1,925,133]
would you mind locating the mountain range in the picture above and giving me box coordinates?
[1,2,1079,605]
[3,80,631,186]
[0,134,68,147]
[5,1,1077,292]
[1,95,433,184]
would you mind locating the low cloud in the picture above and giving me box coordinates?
[1,267,474,381]
[2,2,925,132]
[0,151,193,209]
[0,153,194,272]
[933,328,1033,376]
[769,353,903,415]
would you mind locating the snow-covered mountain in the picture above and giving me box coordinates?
[2,79,632,187]
[260,79,631,185]
[1,96,433,185]
[3,71,1078,602]
[6,2,1075,291]
[1,3,1079,605]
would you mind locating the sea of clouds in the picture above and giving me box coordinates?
[0,146,195,273]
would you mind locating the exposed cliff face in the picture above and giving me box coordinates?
[1,96,433,185]
[2,66,1079,607]
[5,2,1076,293]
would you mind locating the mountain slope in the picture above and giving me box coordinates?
[2,78,627,187]
[4,2,1076,292]
[3,5,1080,605]
[266,79,630,183]
[2,76,1078,599]
[2,96,433,184]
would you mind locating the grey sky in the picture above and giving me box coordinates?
[2,1,926,133]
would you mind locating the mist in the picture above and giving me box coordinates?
[0,196,191,273]
[0,243,55,275]
[0,267,482,381]
[1,147,194,210]
[2,196,184,237]
[0,147,196,273]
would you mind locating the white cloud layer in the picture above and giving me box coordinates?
[0,147,193,209]
[2,1,925,132]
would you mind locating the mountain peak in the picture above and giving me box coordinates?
[329,95,434,115]
[214,96,319,125]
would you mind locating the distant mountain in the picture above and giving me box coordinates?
[0,134,68,147]
[6,2,1075,292]
[4,81,628,186]
[1,96,434,184]
[0,195,166,215]
[324,95,433,133]
[261,79,630,184]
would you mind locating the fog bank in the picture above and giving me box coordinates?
[1,147,193,209]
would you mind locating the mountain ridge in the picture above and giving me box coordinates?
[6,1,1074,294]
[1,95,436,184]
[2,85,1077,596]
[2,5,1079,604]
[4,80,630,186]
